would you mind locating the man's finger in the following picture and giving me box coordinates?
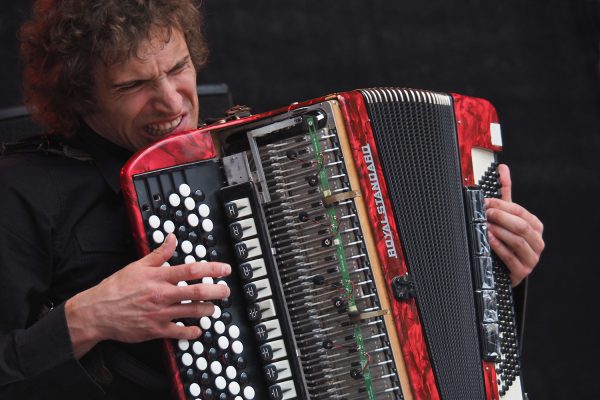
[488,222,540,271]
[162,322,202,340]
[485,198,544,234]
[172,281,231,303]
[165,302,216,320]
[488,230,529,286]
[141,233,177,267]
[164,262,231,284]
[498,163,512,202]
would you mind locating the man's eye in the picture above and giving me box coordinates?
[118,81,142,91]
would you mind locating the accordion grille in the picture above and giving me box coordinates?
[361,88,486,399]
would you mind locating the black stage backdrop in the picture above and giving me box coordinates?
[2,1,599,399]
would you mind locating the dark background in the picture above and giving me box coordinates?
[2,1,599,399]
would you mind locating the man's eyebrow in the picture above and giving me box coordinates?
[110,55,191,89]
[170,55,191,71]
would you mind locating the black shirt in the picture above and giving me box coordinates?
[0,127,170,399]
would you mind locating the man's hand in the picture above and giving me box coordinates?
[485,164,545,286]
[65,234,231,358]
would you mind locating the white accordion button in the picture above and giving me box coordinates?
[202,277,214,284]
[229,325,240,339]
[148,215,160,229]
[184,255,196,264]
[231,340,243,354]
[202,218,214,232]
[169,193,181,207]
[229,381,241,396]
[189,383,201,397]
[178,183,191,197]
[195,244,207,258]
[226,365,237,380]
[196,357,207,371]
[181,240,193,254]
[218,336,229,350]
[177,339,189,351]
[163,220,175,234]
[187,213,199,227]
[210,360,223,375]
[212,305,222,319]
[152,230,164,244]
[215,376,227,391]
[243,385,255,400]
[214,320,225,335]
[198,203,210,218]
[184,197,196,211]
[192,341,204,355]
[200,317,211,330]
[181,352,193,367]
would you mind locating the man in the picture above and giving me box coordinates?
[0,0,544,398]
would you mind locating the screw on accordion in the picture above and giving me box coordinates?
[120,87,525,400]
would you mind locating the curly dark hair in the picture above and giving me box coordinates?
[19,0,208,136]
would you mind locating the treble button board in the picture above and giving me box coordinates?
[221,183,299,400]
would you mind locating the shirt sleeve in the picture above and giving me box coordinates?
[0,160,104,398]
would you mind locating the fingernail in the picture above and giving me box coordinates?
[221,263,231,276]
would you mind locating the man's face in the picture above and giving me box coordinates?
[84,28,199,151]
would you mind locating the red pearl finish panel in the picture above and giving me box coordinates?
[452,93,501,400]
[451,93,502,186]
[337,91,440,400]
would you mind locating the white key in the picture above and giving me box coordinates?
[189,383,201,397]
[217,280,228,286]
[169,193,181,207]
[210,360,223,375]
[163,220,175,234]
[196,357,207,371]
[184,197,196,211]
[231,340,244,354]
[214,320,225,335]
[161,262,170,267]
[198,203,210,218]
[261,339,287,361]
[202,277,214,284]
[238,259,267,280]
[200,317,211,330]
[187,213,199,227]
[192,341,204,355]
[234,238,263,260]
[226,365,237,380]
[215,376,227,391]
[177,281,188,287]
[148,215,160,229]
[184,255,196,264]
[254,319,282,341]
[229,218,258,240]
[224,198,252,219]
[181,240,193,254]
[235,397,243,400]
[271,380,297,400]
[218,336,230,350]
[229,325,240,339]
[265,360,292,381]
[229,381,241,396]
[195,244,207,258]
[177,339,190,351]
[152,230,164,244]
[202,218,214,232]
[212,305,222,319]
[254,299,277,319]
[181,352,193,367]
[243,278,272,302]
[243,385,256,400]
[176,321,185,327]
[178,183,191,197]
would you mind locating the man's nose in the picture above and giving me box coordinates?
[153,79,182,115]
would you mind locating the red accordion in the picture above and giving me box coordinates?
[121,88,525,400]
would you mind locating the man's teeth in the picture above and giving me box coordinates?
[144,116,183,136]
